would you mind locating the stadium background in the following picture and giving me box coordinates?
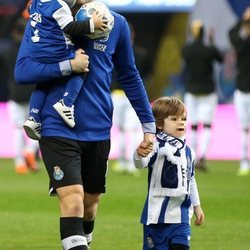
[0,1,250,250]
[0,0,250,159]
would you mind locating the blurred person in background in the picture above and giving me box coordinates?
[5,17,39,174]
[111,88,142,176]
[229,7,250,176]
[111,22,149,176]
[0,0,28,40]
[182,19,223,171]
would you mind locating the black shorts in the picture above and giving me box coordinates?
[39,137,110,194]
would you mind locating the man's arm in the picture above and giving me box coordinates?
[113,18,155,131]
[15,48,89,84]
[113,17,156,154]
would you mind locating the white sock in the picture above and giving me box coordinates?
[200,127,211,159]
[84,233,93,244]
[62,235,87,249]
[190,129,198,153]
[241,129,249,160]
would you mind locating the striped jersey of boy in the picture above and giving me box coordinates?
[134,96,204,250]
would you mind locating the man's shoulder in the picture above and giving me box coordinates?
[111,10,127,24]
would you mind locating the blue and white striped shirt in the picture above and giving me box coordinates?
[134,132,200,225]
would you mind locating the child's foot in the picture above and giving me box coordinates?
[53,100,75,128]
[23,117,41,140]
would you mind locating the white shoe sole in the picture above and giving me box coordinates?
[23,122,41,140]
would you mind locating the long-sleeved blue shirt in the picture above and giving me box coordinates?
[15,11,155,141]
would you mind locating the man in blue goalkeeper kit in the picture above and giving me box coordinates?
[22,0,108,140]
[15,1,156,249]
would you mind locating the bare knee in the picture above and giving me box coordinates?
[57,184,84,217]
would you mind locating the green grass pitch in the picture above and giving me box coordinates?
[0,158,250,250]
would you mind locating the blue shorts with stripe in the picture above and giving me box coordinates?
[143,223,190,250]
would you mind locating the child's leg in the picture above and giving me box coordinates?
[24,84,49,140]
[62,74,85,107]
[53,75,84,128]
[29,85,47,122]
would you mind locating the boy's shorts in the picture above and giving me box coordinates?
[39,136,110,195]
[143,223,190,250]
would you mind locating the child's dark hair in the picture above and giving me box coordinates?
[152,96,186,132]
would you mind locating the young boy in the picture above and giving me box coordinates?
[23,0,108,140]
[134,96,205,250]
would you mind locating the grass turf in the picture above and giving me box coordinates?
[0,159,250,249]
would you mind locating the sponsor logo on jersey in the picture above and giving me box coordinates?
[53,166,64,181]
[93,42,107,52]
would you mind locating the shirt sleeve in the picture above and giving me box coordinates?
[190,177,201,206]
[14,25,71,85]
[63,20,92,36]
[52,1,73,30]
[133,150,152,169]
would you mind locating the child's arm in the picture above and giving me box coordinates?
[63,11,107,36]
[190,176,205,226]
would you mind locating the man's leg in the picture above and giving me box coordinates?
[83,193,101,245]
[39,137,88,249]
[57,185,89,250]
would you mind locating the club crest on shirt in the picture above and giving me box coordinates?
[53,166,64,181]
[146,236,154,249]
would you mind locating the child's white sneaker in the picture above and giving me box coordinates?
[23,117,41,140]
[53,99,75,128]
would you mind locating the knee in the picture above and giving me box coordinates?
[57,185,84,217]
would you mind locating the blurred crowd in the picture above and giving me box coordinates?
[0,0,30,101]
[0,0,39,174]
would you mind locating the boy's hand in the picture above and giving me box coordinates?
[92,11,108,31]
[137,133,155,157]
[194,205,205,226]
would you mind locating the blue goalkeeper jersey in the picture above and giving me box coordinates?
[15,11,155,141]
[28,0,75,63]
